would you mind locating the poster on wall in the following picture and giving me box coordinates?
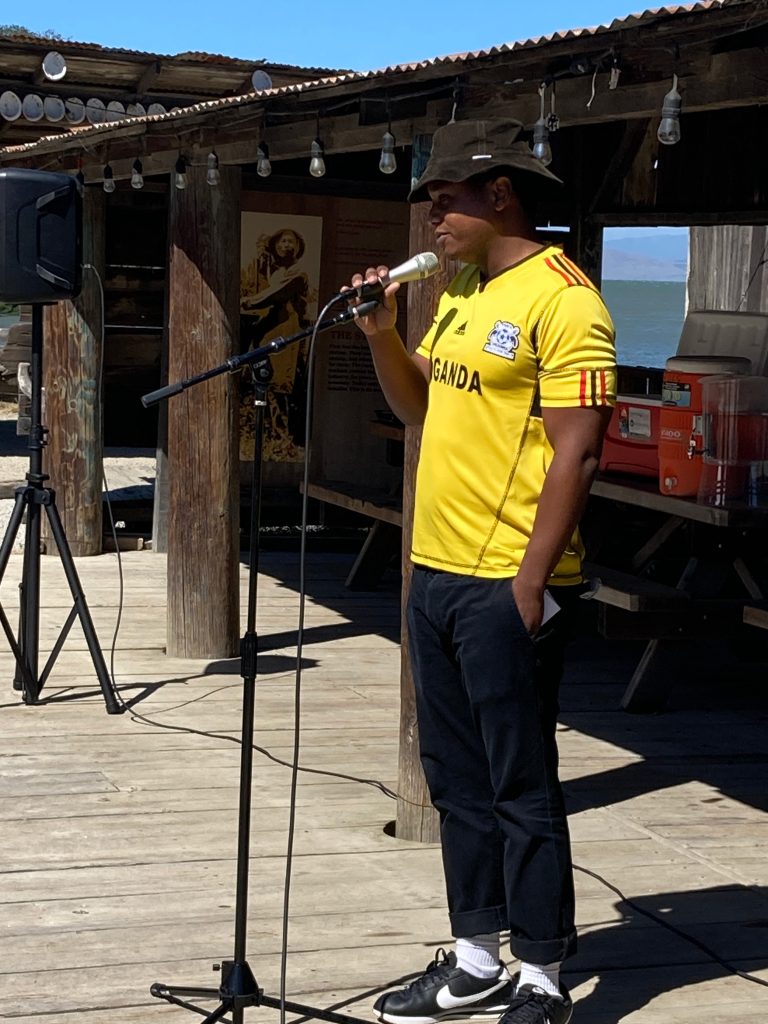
[239,212,323,462]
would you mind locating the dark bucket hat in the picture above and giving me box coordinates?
[408,117,562,203]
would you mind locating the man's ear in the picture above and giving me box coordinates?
[490,175,514,211]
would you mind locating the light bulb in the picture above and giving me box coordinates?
[309,138,326,178]
[206,151,220,186]
[379,130,397,174]
[531,118,552,166]
[131,158,144,190]
[256,142,272,177]
[102,164,116,193]
[657,74,682,145]
[175,155,187,190]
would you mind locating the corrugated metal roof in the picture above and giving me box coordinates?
[339,1,733,76]
[0,31,342,76]
[0,1,752,157]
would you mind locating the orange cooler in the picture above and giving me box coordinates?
[599,394,662,478]
[658,356,751,496]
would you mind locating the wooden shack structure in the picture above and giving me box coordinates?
[2,0,768,837]
[0,32,342,405]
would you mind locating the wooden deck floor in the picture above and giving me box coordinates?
[1,547,767,1023]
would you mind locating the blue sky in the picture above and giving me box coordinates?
[14,1,649,70]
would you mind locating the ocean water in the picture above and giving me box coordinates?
[602,279,687,369]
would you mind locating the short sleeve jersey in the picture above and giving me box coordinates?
[411,245,617,583]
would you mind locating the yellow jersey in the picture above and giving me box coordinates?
[411,245,617,583]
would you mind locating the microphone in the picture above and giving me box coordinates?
[335,252,439,304]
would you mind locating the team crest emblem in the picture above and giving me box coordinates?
[483,320,521,360]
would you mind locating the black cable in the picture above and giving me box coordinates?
[573,863,768,988]
[124,704,401,800]
[83,263,128,715]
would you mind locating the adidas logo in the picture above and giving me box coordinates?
[454,322,467,335]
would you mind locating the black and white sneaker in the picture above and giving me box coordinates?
[374,948,513,1024]
[497,975,573,1024]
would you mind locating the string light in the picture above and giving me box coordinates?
[102,162,116,194]
[175,154,188,190]
[206,150,220,186]
[657,73,682,145]
[131,157,144,190]
[309,139,326,178]
[531,83,553,166]
[256,142,272,178]
[310,112,326,178]
[379,121,397,174]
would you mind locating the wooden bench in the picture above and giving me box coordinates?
[583,562,689,613]
[302,480,402,590]
[744,602,768,630]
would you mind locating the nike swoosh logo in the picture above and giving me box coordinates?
[434,979,506,1010]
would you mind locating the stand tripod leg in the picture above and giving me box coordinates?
[42,499,123,715]
[18,483,42,702]
[0,490,38,698]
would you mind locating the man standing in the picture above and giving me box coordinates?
[350,119,616,1024]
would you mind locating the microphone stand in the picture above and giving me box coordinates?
[145,300,377,1024]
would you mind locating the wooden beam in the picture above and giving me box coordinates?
[41,187,106,557]
[394,134,468,845]
[588,118,651,216]
[136,60,163,97]
[596,209,768,227]
[166,163,241,658]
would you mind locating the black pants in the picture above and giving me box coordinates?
[406,566,577,965]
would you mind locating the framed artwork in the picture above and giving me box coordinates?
[239,212,322,462]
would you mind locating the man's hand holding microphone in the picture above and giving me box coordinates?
[335,252,439,426]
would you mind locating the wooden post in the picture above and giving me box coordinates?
[166,164,241,658]
[689,225,768,312]
[566,216,604,286]
[565,130,605,286]
[152,279,171,554]
[42,186,106,556]
[396,136,462,843]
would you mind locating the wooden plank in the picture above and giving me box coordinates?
[591,476,768,526]
[2,545,768,1024]
[583,563,689,612]
[304,482,403,527]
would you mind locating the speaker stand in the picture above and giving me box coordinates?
[0,305,123,714]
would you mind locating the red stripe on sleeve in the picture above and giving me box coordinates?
[579,370,588,407]
[545,257,576,286]
[561,255,594,288]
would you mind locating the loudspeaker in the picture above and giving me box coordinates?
[0,168,82,303]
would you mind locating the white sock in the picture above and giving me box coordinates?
[517,961,562,998]
[455,934,502,979]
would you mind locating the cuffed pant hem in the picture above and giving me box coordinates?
[449,905,508,937]
[509,929,578,966]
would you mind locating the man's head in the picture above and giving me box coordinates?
[409,117,561,209]
[411,119,562,267]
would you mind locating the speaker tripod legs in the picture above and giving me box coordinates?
[0,482,123,713]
